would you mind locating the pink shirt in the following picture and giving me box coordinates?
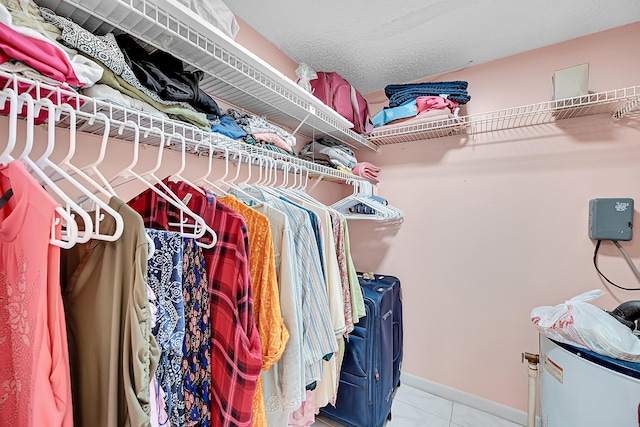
[0,160,73,426]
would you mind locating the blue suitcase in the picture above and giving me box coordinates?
[358,273,403,391]
[319,273,403,427]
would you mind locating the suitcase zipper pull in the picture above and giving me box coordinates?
[375,369,380,381]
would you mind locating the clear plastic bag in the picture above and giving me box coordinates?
[531,289,640,362]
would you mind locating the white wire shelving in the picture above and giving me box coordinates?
[34,0,379,152]
[0,70,368,184]
[367,86,640,146]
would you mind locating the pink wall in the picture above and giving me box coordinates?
[350,22,640,411]
[234,17,300,82]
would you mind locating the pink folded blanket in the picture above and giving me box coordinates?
[415,95,459,114]
[352,161,381,184]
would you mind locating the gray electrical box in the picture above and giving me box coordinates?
[588,198,634,241]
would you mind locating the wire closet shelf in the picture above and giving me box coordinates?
[34,0,378,152]
[0,70,369,184]
[367,86,640,146]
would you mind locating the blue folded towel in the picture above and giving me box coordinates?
[372,100,417,127]
[384,81,470,107]
[384,81,468,98]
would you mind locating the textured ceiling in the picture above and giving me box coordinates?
[223,0,640,94]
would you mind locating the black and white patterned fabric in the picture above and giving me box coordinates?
[40,7,197,111]
[146,229,186,427]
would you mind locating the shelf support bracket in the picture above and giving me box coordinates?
[307,174,324,193]
[292,113,311,136]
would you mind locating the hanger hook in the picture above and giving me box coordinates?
[0,89,18,164]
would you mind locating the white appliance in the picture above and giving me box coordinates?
[539,335,640,427]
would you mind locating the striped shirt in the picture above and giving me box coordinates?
[256,193,337,386]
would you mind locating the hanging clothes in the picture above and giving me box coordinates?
[293,201,343,410]
[60,196,160,427]
[127,180,262,427]
[218,194,289,427]
[148,287,170,427]
[241,190,337,388]
[181,237,211,427]
[254,204,305,427]
[146,229,186,427]
[328,210,354,337]
[342,219,365,322]
[0,160,73,426]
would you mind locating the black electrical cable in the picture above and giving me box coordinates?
[593,240,640,291]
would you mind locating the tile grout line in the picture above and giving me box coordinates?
[395,400,452,423]
[394,387,456,423]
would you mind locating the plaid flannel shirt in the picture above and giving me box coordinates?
[128,180,262,427]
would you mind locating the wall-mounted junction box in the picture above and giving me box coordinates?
[588,198,634,241]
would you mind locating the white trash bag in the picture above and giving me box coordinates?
[531,289,640,362]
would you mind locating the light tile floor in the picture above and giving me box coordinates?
[311,384,523,427]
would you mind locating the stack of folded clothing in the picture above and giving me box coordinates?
[40,6,215,130]
[228,108,296,154]
[352,162,381,184]
[298,137,357,170]
[243,135,293,157]
[372,95,461,128]
[0,0,104,122]
[371,81,470,130]
[211,114,247,140]
[115,33,224,120]
[384,80,470,108]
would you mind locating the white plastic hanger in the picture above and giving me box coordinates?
[17,93,87,244]
[264,157,279,188]
[0,88,17,166]
[0,88,78,248]
[37,99,124,242]
[253,158,298,202]
[195,139,229,196]
[331,179,401,221]
[106,122,202,237]
[140,128,217,247]
[119,124,216,248]
[78,112,117,196]
[224,147,264,206]
[166,132,205,196]
[145,232,156,258]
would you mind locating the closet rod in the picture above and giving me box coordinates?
[0,70,369,184]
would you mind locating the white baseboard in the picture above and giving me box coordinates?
[400,372,538,426]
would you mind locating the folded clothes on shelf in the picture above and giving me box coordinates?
[298,137,357,170]
[228,108,297,147]
[0,0,103,87]
[173,0,240,39]
[40,7,199,112]
[83,83,169,120]
[372,95,460,128]
[91,60,211,130]
[352,162,381,184]
[384,80,470,107]
[251,132,294,154]
[416,95,459,114]
[372,100,417,127]
[211,114,247,139]
[243,135,295,157]
[116,33,224,119]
